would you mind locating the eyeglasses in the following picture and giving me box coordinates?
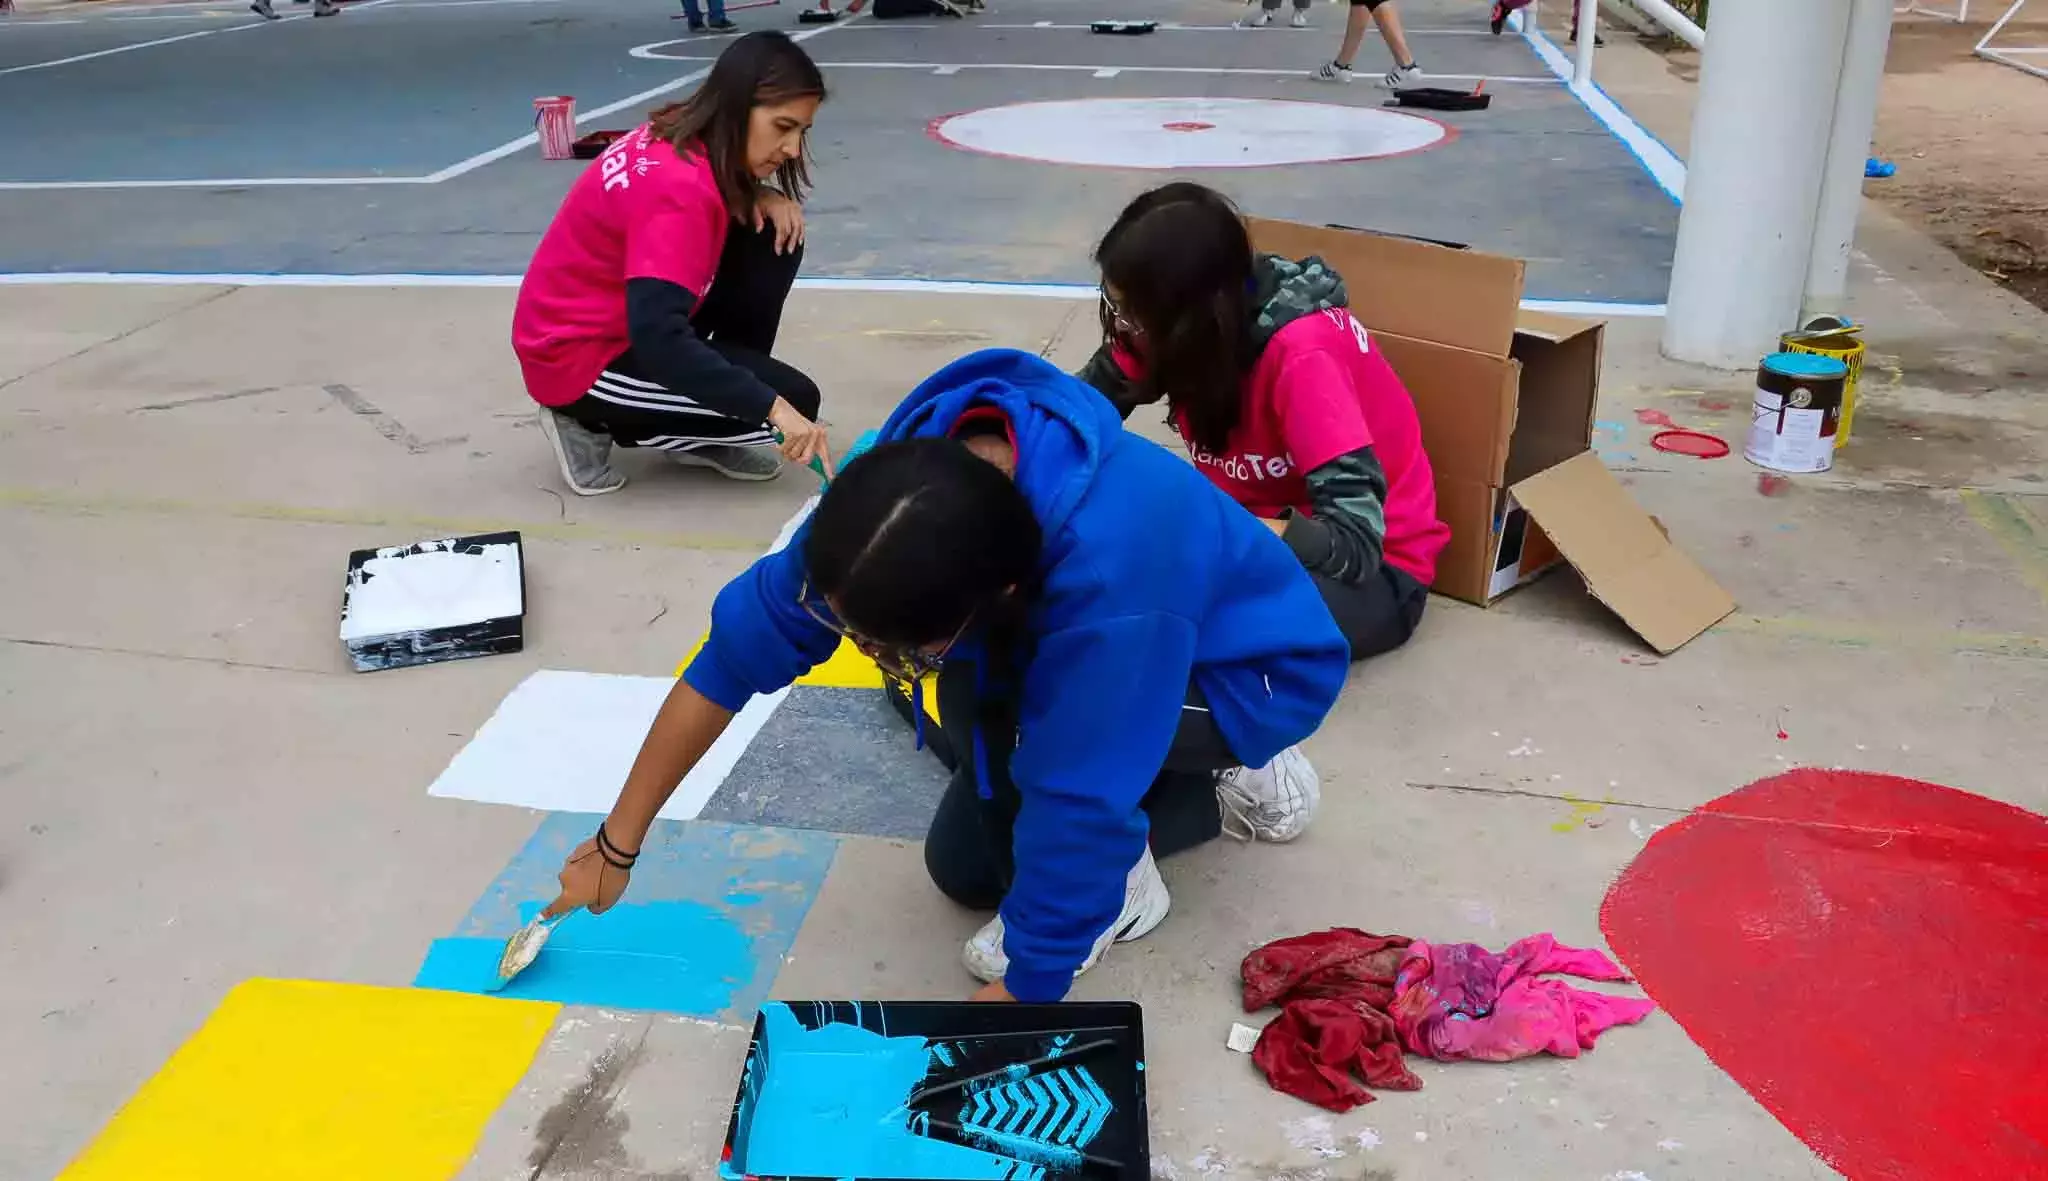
[797,579,971,682]
[1100,290,1144,339]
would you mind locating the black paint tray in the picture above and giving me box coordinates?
[338,531,525,673]
[721,1000,1148,1181]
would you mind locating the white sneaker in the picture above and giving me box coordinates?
[1288,9,1308,26]
[1309,60,1353,83]
[1381,62,1424,89]
[1217,746,1320,843]
[1234,8,1272,26]
[963,846,1171,984]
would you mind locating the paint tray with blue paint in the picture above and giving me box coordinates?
[339,531,525,673]
[722,1000,1148,1180]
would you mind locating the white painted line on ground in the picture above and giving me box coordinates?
[0,21,254,76]
[0,10,837,193]
[636,52,1555,83]
[421,15,858,184]
[0,270,1670,316]
[0,175,426,191]
[1516,17,1684,202]
[0,0,396,76]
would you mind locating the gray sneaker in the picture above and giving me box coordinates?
[537,409,626,496]
[672,443,784,481]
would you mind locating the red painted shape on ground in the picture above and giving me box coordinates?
[1698,396,1734,412]
[1602,770,2048,1180]
[1757,473,1793,497]
[1161,121,1215,132]
[1634,408,1676,428]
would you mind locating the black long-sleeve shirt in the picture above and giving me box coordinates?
[624,277,779,424]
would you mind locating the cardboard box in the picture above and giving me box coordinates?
[1247,218,1733,654]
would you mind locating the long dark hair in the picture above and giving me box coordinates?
[1093,182,1256,456]
[649,31,826,223]
[805,438,1042,648]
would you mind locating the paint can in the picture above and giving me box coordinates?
[533,96,578,161]
[1746,352,1848,474]
[1779,315,1866,446]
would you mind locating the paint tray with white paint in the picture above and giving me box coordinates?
[721,1000,1149,1181]
[339,531,525,672]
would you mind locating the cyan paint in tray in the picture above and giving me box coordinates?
[722,1000,1148,1181]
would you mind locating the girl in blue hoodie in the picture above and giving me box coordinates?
[545,349,1350,1002]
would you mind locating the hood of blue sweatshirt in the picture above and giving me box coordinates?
[684,348,1349,1001]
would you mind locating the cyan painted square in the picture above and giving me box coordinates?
[415,813,838,1021]
[699,686,952,839]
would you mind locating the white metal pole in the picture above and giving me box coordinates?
[1662,0,1856,368]
[1803,0,1895,317]
[1574,0,1599,85]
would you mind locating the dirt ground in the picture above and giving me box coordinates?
[1871,12,2048,310]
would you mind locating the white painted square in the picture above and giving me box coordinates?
[427,669,786,819]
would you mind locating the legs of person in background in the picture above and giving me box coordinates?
[251,0,336,19]
[1240,0,1312,29]
[677,0,735,31]
[536,220,818,491]
[1312,0,1423,88]
[1489,0,1532,34]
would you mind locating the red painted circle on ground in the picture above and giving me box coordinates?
[1161,121,1216,132]
[1602,770,2048,1179]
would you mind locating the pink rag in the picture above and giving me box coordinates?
[1389,933,1658,1062]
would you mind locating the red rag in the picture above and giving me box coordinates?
[1241,927,1411,1011]
[1250,998,1424,1112]
[1241,929,1421,1111]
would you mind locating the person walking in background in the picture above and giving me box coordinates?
[1489,0,1600,43]
[1309,0,1422,88]
[677,0,738,34]
[1236,0,1311,30]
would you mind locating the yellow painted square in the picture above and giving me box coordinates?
[60,979,560,1181]
[675,633,888,690]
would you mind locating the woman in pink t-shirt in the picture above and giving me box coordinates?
[513,33,833,495]
[1077,182,1450,661]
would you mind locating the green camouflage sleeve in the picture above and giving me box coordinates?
[1280,446,1389,585]
[1075,343,1152,422]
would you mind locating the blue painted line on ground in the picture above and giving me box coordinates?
[415,811,838,1021]
[1513,11,1686,205]
[0,271,1671,316]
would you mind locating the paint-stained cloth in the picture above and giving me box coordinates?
[1241,928,1656,1111]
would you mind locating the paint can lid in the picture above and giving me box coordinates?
[1651,429,1731,459]
[1761,352,1849,380]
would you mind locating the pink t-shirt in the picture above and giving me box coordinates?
[1150,308,1450,585]
[511,125,730,407]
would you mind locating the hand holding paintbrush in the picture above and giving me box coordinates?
[493,823,636,989]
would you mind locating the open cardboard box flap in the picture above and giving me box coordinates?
[1510,453,1736,653]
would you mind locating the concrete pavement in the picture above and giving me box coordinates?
[5,10,2048,1181]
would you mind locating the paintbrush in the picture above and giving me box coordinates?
[905,1036,1120,1107]
[490,909,566,991]
[924,1115,1126,1174]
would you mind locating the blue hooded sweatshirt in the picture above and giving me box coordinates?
[683,349,1349,1001]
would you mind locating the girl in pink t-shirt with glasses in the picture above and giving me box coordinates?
[1078,182,1449,662]
[513,33,833,495]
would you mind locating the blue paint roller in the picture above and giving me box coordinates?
[791,428,880,487]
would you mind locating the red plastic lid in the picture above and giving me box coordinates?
[1651,428,1730,459]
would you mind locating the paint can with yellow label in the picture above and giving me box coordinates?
[1779,315,1866,446]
